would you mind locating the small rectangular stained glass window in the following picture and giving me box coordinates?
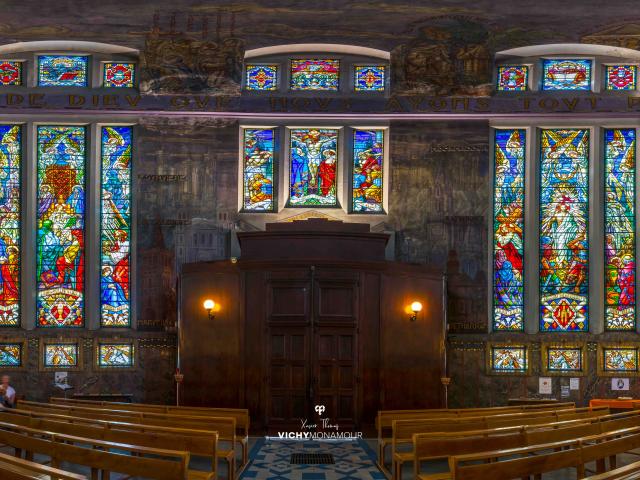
[603,347,639,373]
[44,343,78,368]
[104,63,135,88]
[38,55,88,87]
[542,59,591,91]
[490,346,527,374]
[0,343,22,367]
[246,64,278,91]
[290,59,339,91]
[355,66,385,91]
[496,66,528,91]
[0,61,21,86]
[97,342,134,367]
[606,65,637,91]
[546,347,583,372]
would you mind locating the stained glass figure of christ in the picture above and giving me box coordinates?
[36,126,86,327]
[539,129,589,331]
[289,128,339,207]
[100,126,132,327]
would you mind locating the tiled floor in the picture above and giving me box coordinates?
[239,438,386,480]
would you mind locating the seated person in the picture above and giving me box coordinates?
[0,375,16,408]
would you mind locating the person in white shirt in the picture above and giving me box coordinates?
[0,375,15,407]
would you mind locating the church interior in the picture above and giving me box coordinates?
[2,0,640,478]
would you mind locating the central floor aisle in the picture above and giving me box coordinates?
[240,438,385,480]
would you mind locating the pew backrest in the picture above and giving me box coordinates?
[0,450,87,480]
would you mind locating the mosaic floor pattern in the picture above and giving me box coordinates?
[240,438,385,480]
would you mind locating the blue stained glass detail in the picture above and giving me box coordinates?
[38,56,88,87]
[246,65,278,91]
[542,59,591,91]
[352,130,384,213]
[243,129,275,211]
[355,66,385,91]
[100,126,132,327]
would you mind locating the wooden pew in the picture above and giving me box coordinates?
[411,410,640,480]
[49,397,251,467]
[3,407,236,480]
[0,410,222,480]
[447,426,640,480]
[375,403,577,465]
[583,459,640,479]
[378,405,585,472]
[0,451,87,480]
[22,399,248,472]
[0,421,198,480]
[392,407,609,479]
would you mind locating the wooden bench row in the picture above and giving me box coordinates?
[0,420,204,480]
[0,409,223,479]
[48,396,251,466]
[378,404,593,472]
[16,400,240,477]
[0,450,87,480]
[448,425,640,480]
[412,409,640,480]
[583,459,640,480]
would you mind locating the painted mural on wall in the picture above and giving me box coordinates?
[388,122,490,332]
[139,12,244,95]
[135,117,238,330]
[391,18,492,96]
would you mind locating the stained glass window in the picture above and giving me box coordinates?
[290,60,339,91]
[493,130,525,331]
[246,65,278,91]
[289,128,338,207]
[355,66,385,92]
[352,130,384,213]
[0,343,22,367]
[101,126,132,327]
[496,66,528,91]
[542,59,591,91]
[38,55,88,87]
[605,129,636,330]
[0,126,21,326]
[37,126,85,327]
[602,347,639,373]
[97,342,134,367]
[103,63,135,88]
[44,343,78,368]
[606,65,637,91]
[539,129,589,332]
[490,346,527,373]
[0,62,21,86]
[546,347,583,372]
[242,129,275,211]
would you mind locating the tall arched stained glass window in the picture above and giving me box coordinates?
[36,126,86,327]
[492,129,526,331]
[539,129,589,332]
[100,126,132,327]
[604,128,636,330]
[0,126,21,326]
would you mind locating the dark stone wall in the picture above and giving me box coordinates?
[0,0,637,406]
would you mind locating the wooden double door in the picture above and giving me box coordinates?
[265,268,359,430]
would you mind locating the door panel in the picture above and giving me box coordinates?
[265,273,359,430]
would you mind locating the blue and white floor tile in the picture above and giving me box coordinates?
[240,438,385,480]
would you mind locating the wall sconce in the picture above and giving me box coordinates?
[203,299,216,320]
[410,301,423,322]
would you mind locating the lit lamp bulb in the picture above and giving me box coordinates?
[410,301,423,322]
[204,299,216,320]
